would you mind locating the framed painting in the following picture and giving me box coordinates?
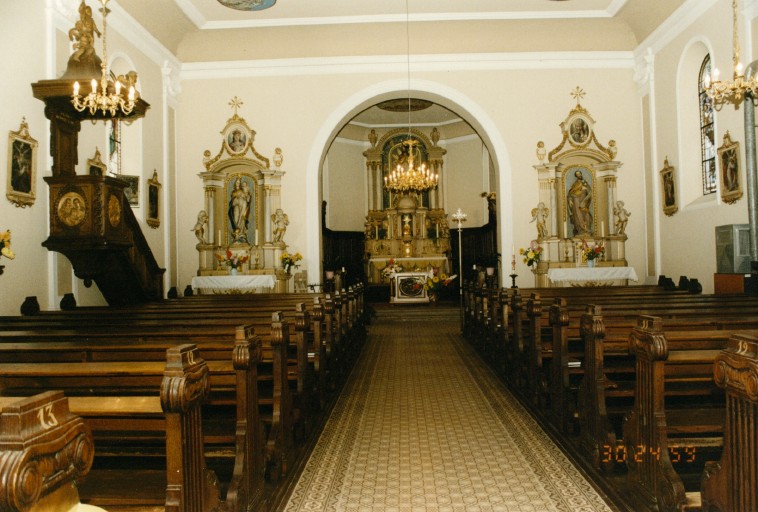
[87,148,107,177]
[660,157,678,216]
[718,131,742,204]
[6,118,37,208]
[224,123,249,155]
[120,175,140,207]
[146,170,160,228]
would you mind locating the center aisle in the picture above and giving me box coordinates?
[283,306,614,511]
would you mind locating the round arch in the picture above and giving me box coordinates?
[304,78,514,284]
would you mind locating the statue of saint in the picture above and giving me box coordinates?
[567,170,593,235]
[192,210,208,244]
[228,177,252,243]
[69,2,100,64]
[613,200,631,235]
[530,202,549,239]
[271,208,289,243]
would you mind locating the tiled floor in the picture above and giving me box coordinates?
[283,311,614,511]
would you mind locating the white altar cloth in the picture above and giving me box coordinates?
[547,266,639,285]
[191,275,276,294]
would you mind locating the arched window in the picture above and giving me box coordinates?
[699,55,717,195]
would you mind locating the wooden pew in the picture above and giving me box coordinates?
[0,342,261,512]
[0,391,105,512]
[622,317,726,512]
[701,334,758,512]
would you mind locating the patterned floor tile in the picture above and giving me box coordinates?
[283,316,613,512]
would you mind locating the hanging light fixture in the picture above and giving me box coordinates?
[71,0,137,116]
[703,0,758,108]
[384,0,438,194]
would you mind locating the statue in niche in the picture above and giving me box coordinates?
[402,214,412,237]
[193,210,208,244]
[271,208,289,243]
[613,200,631,235]
[530,202,549,239]
[567,170,593,235]
[228,177,252,243]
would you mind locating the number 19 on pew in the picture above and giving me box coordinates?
[601,444,696,463]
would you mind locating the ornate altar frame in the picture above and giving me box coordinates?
[195,97,290,291]
[531,87,628,287]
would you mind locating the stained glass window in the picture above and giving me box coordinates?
[699,55,717,195]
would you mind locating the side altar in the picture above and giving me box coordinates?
[528,88,632,287]
[192,97,295,292]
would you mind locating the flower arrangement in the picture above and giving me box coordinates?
[216,248,248,270]
[519,240,543,267]
[382,258,403,278]
[281,251,302,272]
[0,230,15,260]
[424,273,458,294]
[582,239,605,261]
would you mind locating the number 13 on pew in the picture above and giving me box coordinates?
[601,444,696,463]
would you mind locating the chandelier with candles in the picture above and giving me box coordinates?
[703,0,758,108]
[384,139,439,193]
[71,0,137,116]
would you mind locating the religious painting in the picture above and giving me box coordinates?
[717,131,742,204]
[217,0,276,11]
[563,166,595,237]
[224,124,249,155]
[660,158,678,216]
[120,175,140,207]
[225,173,258,245]
[87,148,107,177]
[146,170,161,228]
[568,116,590,146]
[6,118,37,208]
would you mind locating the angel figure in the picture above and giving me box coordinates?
[613,200,631,235]
[271,208,289,243]
[273,147,284,168]
[193,210,208,244]
[530,202,549,239]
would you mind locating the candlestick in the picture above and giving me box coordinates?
[511,254,516,273]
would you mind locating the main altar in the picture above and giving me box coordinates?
[529,88,631,287]
[361,127,452,285]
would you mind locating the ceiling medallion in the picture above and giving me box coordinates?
[217,0,276,11]
[377,99,432,113]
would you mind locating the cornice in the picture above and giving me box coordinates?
[634,0,718,58]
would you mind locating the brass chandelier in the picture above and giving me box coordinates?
[71,0,137,116]
[384,139,438,193]
[383,0,438,195]
[703,0,758,108]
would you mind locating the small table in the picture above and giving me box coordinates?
[191,275,276,294]
[547,266,639,287]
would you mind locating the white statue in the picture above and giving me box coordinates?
[530,202,549,239]
[271,208,289,243]
[192,210,208,244]
[613,200,631,235]
[228,177,252,243]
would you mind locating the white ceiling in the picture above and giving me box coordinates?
[176,0,628,28]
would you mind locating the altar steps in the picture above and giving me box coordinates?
[370,302,459,322]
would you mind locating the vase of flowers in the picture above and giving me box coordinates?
[280,251,302,274]
[423,272,457,303]
[216,248,249,274]
[519,240,543,268]
[382,258,404,280]
[582,239,605,267]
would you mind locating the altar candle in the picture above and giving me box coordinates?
[255,229,259,246]
[511,245,515,257]
[600,221,605,238]
[218,230,222,244]
[564,220,568,237]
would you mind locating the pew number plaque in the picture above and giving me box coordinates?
[601,444,696,463]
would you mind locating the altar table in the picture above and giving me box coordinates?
[390,272,430,303]
[547,266,639,287]
[191,275,276,294]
